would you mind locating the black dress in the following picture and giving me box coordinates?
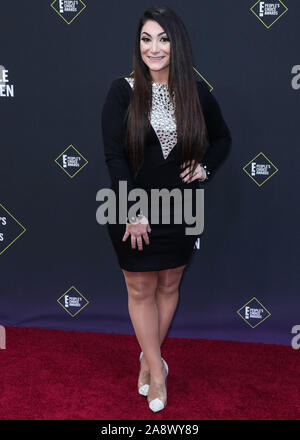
[101,76,232,271]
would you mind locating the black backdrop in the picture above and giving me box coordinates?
[0,0,299,346]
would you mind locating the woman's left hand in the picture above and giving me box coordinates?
[180,160,207,183]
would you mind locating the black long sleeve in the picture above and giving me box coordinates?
[101,78,139,218]
[196,81,232,182]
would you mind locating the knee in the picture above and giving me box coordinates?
[126,278,157,302]
[156,266,185,295]
[156,279,179,296]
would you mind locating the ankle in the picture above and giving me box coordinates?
[141,352,161,371]
[150,363,166,382]
[141,357,150,370]
[148,377,167,401]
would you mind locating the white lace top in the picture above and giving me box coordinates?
[124,77,177,160]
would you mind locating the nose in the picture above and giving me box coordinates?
[150,39,159,54]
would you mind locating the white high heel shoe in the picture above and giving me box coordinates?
[138,352,169,398]
[138,351,150,396]
[148,357,169,413]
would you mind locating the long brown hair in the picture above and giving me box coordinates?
[124,5,208,180]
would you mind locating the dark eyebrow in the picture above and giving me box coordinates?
[141,31,167,37]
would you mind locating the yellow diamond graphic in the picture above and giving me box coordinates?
[0,203,26,255]
[237,297,271,328]
[55,144,88,178]
[243,152,278,186]
[250,0,288,29]
[51,0,87,25]
[57,286,89,317]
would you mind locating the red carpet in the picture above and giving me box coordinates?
[0,326,299,420]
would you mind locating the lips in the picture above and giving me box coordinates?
[148,56,164,60]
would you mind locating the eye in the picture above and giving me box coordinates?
[140,36,170,43]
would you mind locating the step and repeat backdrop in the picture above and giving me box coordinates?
[0,1,299,347]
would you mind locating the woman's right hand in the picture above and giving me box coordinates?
[122,216,151,250]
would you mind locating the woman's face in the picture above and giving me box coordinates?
[140,20,170,80]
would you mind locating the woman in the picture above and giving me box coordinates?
[101,6,232,412]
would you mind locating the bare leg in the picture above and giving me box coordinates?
[156,264,186,346]
[122,269,164,380]
[140,263,186,372]
[121,264,186,409]
[145,264,186,407]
